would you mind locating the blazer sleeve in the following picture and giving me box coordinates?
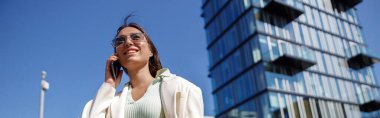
[80,83,116,118]
[186,86,204,118]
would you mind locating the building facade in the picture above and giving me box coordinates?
[201,0,380,117]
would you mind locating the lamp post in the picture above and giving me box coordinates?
[40,71,49,118]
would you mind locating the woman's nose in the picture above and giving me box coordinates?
[125,38,133,46]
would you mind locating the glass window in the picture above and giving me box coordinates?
[269,92,282,118]
[303,72,314,95]
[309,0,317,7]
[317,31,328,51]
[323,54,334,75]
[328,16,338,35]
[325,34,336,54]
[319,100,329,117]
[301,25,312,46]
[313,73,324,96]
[286,42,295,56]
[284,94,295,118]
[299,13,307,23]
[269,38,279,59]
[347,10,355,23]
[342,39,350,57]
[323,0,333,13]
[243,0,250,8]
[354,84,364,104]
[345,81,356,102]
[329,101,338,117]
[302,0,309,4]
[250,0,260,6]
[291,96,301,118]
[351,9,359,24]
[334,37,344,56]
[330,78,341,100]
[339,58,350,79]
[259,35,270,61]
[331,56,342,77]
[320,12,331,32]
[310,73,320,96]
[336,19,345,38]
[338,79,348,101]
[315,51,325,73]
[309,28,320,49]
[304,6,314,25]
[312,9,322,29]
[321,76,332,98]
[316,0,324,10]
[248,70,257,94]
[309,98,319,117]
[242,43,251,68]
[292,22,303,44]
[250,37,261,63]
[296,74,306,94]
[351,24,363,43]
[258,93,270,118]
[343,22,353,40]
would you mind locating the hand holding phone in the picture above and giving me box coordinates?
[105,54,123,88]
[110,60,122,79]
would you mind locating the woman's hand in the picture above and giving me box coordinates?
[105,54,123,88]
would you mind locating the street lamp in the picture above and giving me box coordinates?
[40,71,49,118]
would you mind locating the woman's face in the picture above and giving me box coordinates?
[115,27,152,69]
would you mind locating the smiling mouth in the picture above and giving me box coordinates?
[123,50,138,55]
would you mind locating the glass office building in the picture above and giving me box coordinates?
[201,0,380,117]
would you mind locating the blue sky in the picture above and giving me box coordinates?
[0,0,379,118]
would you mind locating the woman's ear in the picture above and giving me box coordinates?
[150,53,153,57]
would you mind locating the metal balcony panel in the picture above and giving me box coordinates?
[347,53,380,70]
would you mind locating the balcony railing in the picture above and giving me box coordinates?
[271,54,316,71]
[265,45,316,75]
[359,89,380,112]
[346,45,379,70]
[335,0,363,8]
[360,99,380,112]
[260,0,304,25]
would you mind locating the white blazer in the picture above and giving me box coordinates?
[80,68,204,118]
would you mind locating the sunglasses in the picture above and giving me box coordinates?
[112,33,145,48]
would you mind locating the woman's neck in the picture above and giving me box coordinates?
[127,63,154,88]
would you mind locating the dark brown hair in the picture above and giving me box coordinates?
[114,15,163,77]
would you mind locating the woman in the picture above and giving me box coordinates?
[80,16,204,118]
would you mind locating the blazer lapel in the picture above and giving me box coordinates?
[161,77,178,118]
[111,84,129,118]
[158,68,178,118]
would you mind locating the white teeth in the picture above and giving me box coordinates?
[127,50,137,54]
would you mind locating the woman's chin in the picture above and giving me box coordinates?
[125,57,140,63]
[123,53,139,60]
[125,56,148,64]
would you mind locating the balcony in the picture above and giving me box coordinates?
[271,54,316,70]
[264,44,316,75]
[360,100,380,112]
[357,87,380,112]
[260,0,304,25]
[347,53,380,70]
[346,45,379,70]
[335,0,363,8]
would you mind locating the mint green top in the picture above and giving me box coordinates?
[124,78,165,118]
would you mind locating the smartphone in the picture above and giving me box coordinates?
[110,49,122,79]
[110,60,121,79]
